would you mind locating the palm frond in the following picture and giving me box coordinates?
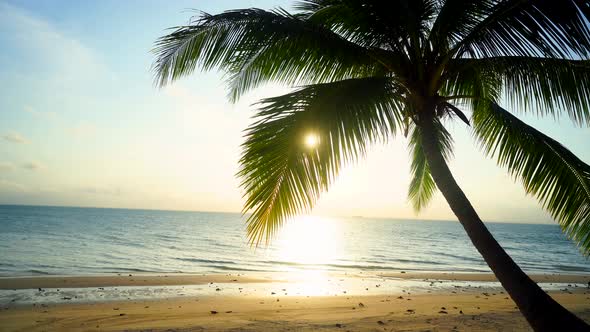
[407,119,454,212]
[451,0,590,58]
[428,0,493,50]
[447,57,590,125]
[441,57,502,106]
[152,8,387,102]
[297,0,436,51]
[473,102,590,255]
[239,77,405,244]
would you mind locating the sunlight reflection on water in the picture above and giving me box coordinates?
[274,216,342,268]
[2,206,589,276]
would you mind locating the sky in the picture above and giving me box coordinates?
[0,0,589,224]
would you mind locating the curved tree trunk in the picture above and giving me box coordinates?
[419,118,589,332]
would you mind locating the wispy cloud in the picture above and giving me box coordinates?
[2,132,28,144]
[21,161,44,171]
[0,162,15,171]
[78,186,122,196]
[24,105,57,119]
[0,2,115,87]
[0,179,27,192]
[68,122,97,138]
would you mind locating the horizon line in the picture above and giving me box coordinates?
[0,203,556,226]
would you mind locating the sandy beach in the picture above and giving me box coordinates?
[1,273,589,331]
[1,290,589,331]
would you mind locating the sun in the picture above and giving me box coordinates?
[304,133,319,148]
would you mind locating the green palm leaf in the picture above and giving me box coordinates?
[473,102,590,254]
[442,57,502,103]
[297,0,436,49]
[152,8,387,101]
[447,57,590,125]
[407,119,454,212]
[451,0,590,58]
[428,0,492,50]
[239,77,404,244]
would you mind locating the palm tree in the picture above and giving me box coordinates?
[152,1,590,330]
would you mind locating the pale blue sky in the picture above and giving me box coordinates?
[1,0,588,223]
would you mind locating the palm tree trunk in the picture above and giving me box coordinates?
[419,117,589,332]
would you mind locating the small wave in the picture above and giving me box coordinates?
[156,234,181,241]
[324,263,422,271]
[176,258,236,265]
[30,263,61,269]
[103,267,164,273]
[29,269,51,275]
[103,234,124,241]
[260,260,307,267]
[200,238,239,249]
[102,235,147,249]
[384,258,446,266]
[261,260,401,271]
[439,253,484,263]
[552,264,590,272]
[205,265,270,272]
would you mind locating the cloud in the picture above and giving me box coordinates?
[22,161,45,171]
[38,186,61,193]
[0,179,27,192]
[0,162,15,172]
[2,132,28,144]
[24,105,57,119]
[78,186,122,196]
[68,122,97,138]
[0,2,115,87]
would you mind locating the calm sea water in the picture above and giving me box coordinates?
[0,205,588,277]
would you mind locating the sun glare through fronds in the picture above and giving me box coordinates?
[304,133,319,148]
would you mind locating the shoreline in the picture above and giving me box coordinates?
[380,272,590,284]
[1,272,589,290]
[0,273,274,290]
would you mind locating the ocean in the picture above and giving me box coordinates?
[0,205,588,277]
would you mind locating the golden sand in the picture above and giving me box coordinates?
[1,273,589,331]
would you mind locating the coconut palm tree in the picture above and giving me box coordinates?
[152,1,590,330]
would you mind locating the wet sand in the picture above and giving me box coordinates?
[380,272,590,284]
[0,274,273,290]
[1,272,589,289]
